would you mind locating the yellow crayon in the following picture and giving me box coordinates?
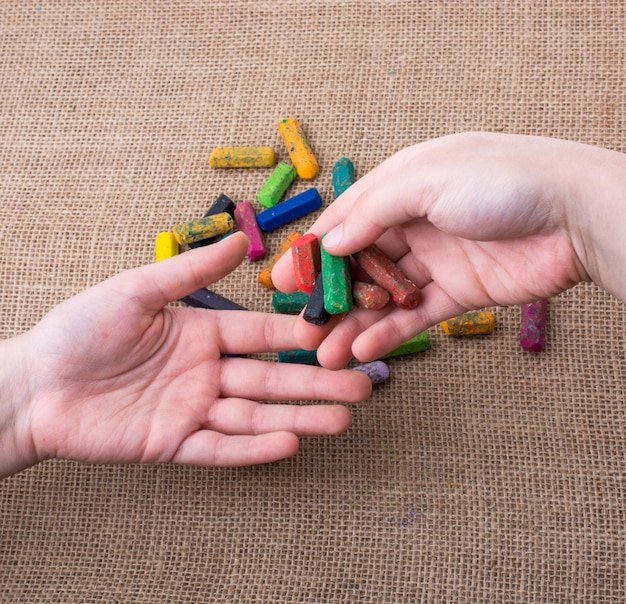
[155,231,180,262]
[171,212,233,245]
[277,117,319,180]
[440,311,497,336]
[208,146,276,168]
[258,231,302,289]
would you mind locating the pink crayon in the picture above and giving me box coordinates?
[520,299,548,352]
[234,201,267,262]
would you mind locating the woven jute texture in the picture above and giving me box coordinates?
[1,1,626,602]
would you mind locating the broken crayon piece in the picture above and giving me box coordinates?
[181,288,247,311]
[272,290,310,314]
[520,299,548,352]
[303,275,331,326]
[188,193,236,248]
[352,281,390,310]
[291,233,321,294]
[208,146,276,168]
[321,235,353,314]
[256,188,323,232]
[155,231,180,262]
[332,157,356,198]
[440,311,497,336]
[234,201,267,262]
[352,360,390,385]
[258,231,302,289]
[278,349,319,365]
[172,212,233,245]
[277,117,319,180]
[381,332,430,358]
[258,162,297,208]
[353,244,420,310]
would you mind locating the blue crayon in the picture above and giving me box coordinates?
[332,158,356,198]
[256,188,323,232]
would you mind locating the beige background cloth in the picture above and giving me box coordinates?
[1,1,626,602]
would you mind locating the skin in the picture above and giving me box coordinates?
[0,232,372,479]
[272,132,626,368]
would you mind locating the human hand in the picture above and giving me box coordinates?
[1,232,371,478]
[273,132,626,367]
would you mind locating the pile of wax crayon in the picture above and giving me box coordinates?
[154,117,549,386]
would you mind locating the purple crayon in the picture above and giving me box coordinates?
[520,299,548,352]
[256,188,323,232]
[234,201,267,262]
[352,360,390,385]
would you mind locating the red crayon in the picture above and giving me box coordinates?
[352,281,390,310]
[353,244,421,310]
[291,233,321,294]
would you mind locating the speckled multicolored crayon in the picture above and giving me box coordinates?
[208,146,276,168]
[353,244,420,310]
[332,157,356,198]
[352,360,390,385]
[520,299,548,351]
[277,117,319,180]
[278,349,319,365]
[440,311,496,336]
[272,291,310,314]
[352,281,390,310]
[234,201,266,262]
[258,162,297,208]
[258,231,302,290]
[321,235,353,314]
[291,233,321,294]
[380,332,430,358]
[171,212,233,245]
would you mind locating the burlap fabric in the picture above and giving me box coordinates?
[1,1,625,602]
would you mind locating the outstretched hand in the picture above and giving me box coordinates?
[271,133,617,367]
[3,232,371,478]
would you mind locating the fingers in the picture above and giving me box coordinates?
[113,232,250,312]
[172,430,301,466]
[218,357,372,402]
[206,397,354,436]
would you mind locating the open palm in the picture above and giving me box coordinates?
[21,233,371,469]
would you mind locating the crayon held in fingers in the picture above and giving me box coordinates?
[321,236,353,314]
[208,146,276,168]
[352,360,390,385]
[258,162,297,208]
[278,349,319,365]
[520,299,548,351]
[352,281,390,310]
[234,201,267,262]
[332,157,356,198]
[353,244,421,310]
[258,231,302,289]
[155,231,179,261]
[181,288,247,311]
[172,212,233,245]
[272,291,310,314]
[291,233,321,294]
[440,311,497,336]
[277,117,319,180]
[380,332,430,358]
[256,188,323,232]
[303,275,331,326]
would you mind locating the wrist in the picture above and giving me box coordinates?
[0,333,40,479]
[564,142,626,302]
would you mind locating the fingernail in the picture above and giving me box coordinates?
[322,224,343,250]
